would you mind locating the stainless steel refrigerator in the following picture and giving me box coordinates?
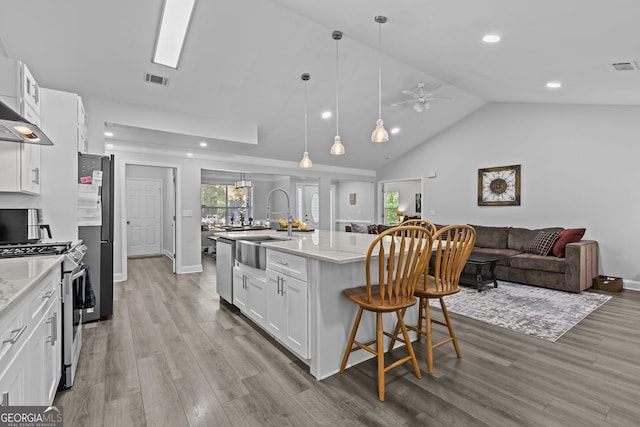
[78,153,114,322]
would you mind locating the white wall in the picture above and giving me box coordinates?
[335,181,375,230]
[378,102,640,287]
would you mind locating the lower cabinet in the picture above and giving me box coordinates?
[265,269,308,359]
[233,266,267,328]
[0,264,62,406]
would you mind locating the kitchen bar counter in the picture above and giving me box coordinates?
[212,229,418,380]
[0,255,63,315]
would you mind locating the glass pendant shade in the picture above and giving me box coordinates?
[300,151,312,168]
[371,119,389,143]
[330,135,345,155]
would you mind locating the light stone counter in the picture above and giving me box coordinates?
[212,229,378,264]
[0,255,64,315]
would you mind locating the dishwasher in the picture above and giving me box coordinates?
[216,237,234,303]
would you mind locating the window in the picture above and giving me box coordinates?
[201,184,252,226]
[383,191,399,224]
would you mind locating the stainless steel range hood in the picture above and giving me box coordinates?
[0,99,54,145]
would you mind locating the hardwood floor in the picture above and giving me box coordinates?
[54,255,640,426]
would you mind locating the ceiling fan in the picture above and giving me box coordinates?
[391,82,451,112]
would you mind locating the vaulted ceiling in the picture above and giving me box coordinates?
[2,0,639,171]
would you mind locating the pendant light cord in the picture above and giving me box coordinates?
[336,37,340,136]
[304,80,308,152]
[378,20,382,119]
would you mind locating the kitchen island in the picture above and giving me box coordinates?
[213,229,419,380]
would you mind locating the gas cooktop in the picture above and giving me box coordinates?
[0,241,72,258]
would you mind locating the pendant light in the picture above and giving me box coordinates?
[330,30,346,156]
[299,73,312,168]
[371,15,389,143]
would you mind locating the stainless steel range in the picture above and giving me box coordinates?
[0,240,87,389]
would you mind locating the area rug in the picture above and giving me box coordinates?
[429,281,612,342]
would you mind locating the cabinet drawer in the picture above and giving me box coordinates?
[0,300,27,368]
[266,250,307,281]
[28,269,60,324]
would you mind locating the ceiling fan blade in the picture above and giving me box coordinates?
[424,96,451,101]
[391,99,415,107]
[402,89,418,97]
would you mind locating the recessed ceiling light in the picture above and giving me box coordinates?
[321,111,332,119]
[104,131,114,137]
[546,81,562,89]
[385,155,393,160]
[482,34,501,43]
[199,141,207,147]
[390,127,400,135]
[152,0,197,68]
[186,152,194,158]
[105,143,114,150]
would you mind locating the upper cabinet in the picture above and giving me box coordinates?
[0,58,42,194]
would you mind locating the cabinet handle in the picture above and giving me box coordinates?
[2,324,27,344]
[32,167,40,184]
[42,290,54,299]
[1,391,8,406]
[281,277,286,296]
[277,260,289,266]
[47,312,58,345]
[277,277,282,295]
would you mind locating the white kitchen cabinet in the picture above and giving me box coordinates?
[266,250,309,359]
[233,265,266,327]
[0,263,62,407]
[0,58,42,194]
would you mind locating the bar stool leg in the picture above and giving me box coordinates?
[340,307,364,373]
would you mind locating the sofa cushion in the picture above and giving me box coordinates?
[471,247,521,267]
[510,253,566,274]
[508,227,564,252]
[377,224,394,233]
[471,225,510,249]
[551,228,586,258]
[527,231,561,256]
[350,223,369,233]
[367,224,379,234]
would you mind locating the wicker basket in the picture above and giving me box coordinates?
[593,275,623,292]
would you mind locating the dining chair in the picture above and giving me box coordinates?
[389,224,476,373]
[400,219,437,235]
[339,226,434,401]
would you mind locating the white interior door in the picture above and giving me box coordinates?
[126,178,162,257]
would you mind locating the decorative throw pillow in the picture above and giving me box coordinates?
[367,224,378,234]
[527,231,561,256]
[350,223,368,233]
[551,228,586,258]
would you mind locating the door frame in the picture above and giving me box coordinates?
[377,177,423,224]
[118,159,180,282]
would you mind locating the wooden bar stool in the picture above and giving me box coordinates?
[390,224,476,373]
[400,219,438,235]
[339,226,434,401]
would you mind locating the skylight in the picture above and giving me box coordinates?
[152,0,197,69]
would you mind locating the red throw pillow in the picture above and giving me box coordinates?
[551,228,586,258]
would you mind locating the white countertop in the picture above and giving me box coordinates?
[0,255,64,315]
[213,229,378,264]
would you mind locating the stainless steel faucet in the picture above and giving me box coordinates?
[266,187,293,237]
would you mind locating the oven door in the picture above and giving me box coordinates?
[61,266,85,389]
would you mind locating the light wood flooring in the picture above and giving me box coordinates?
[54,255,640,426]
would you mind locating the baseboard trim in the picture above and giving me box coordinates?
[179,264,203,274]
[623,279,640,292]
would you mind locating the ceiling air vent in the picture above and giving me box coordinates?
[611,62,639,71]
[144,72,169,86]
